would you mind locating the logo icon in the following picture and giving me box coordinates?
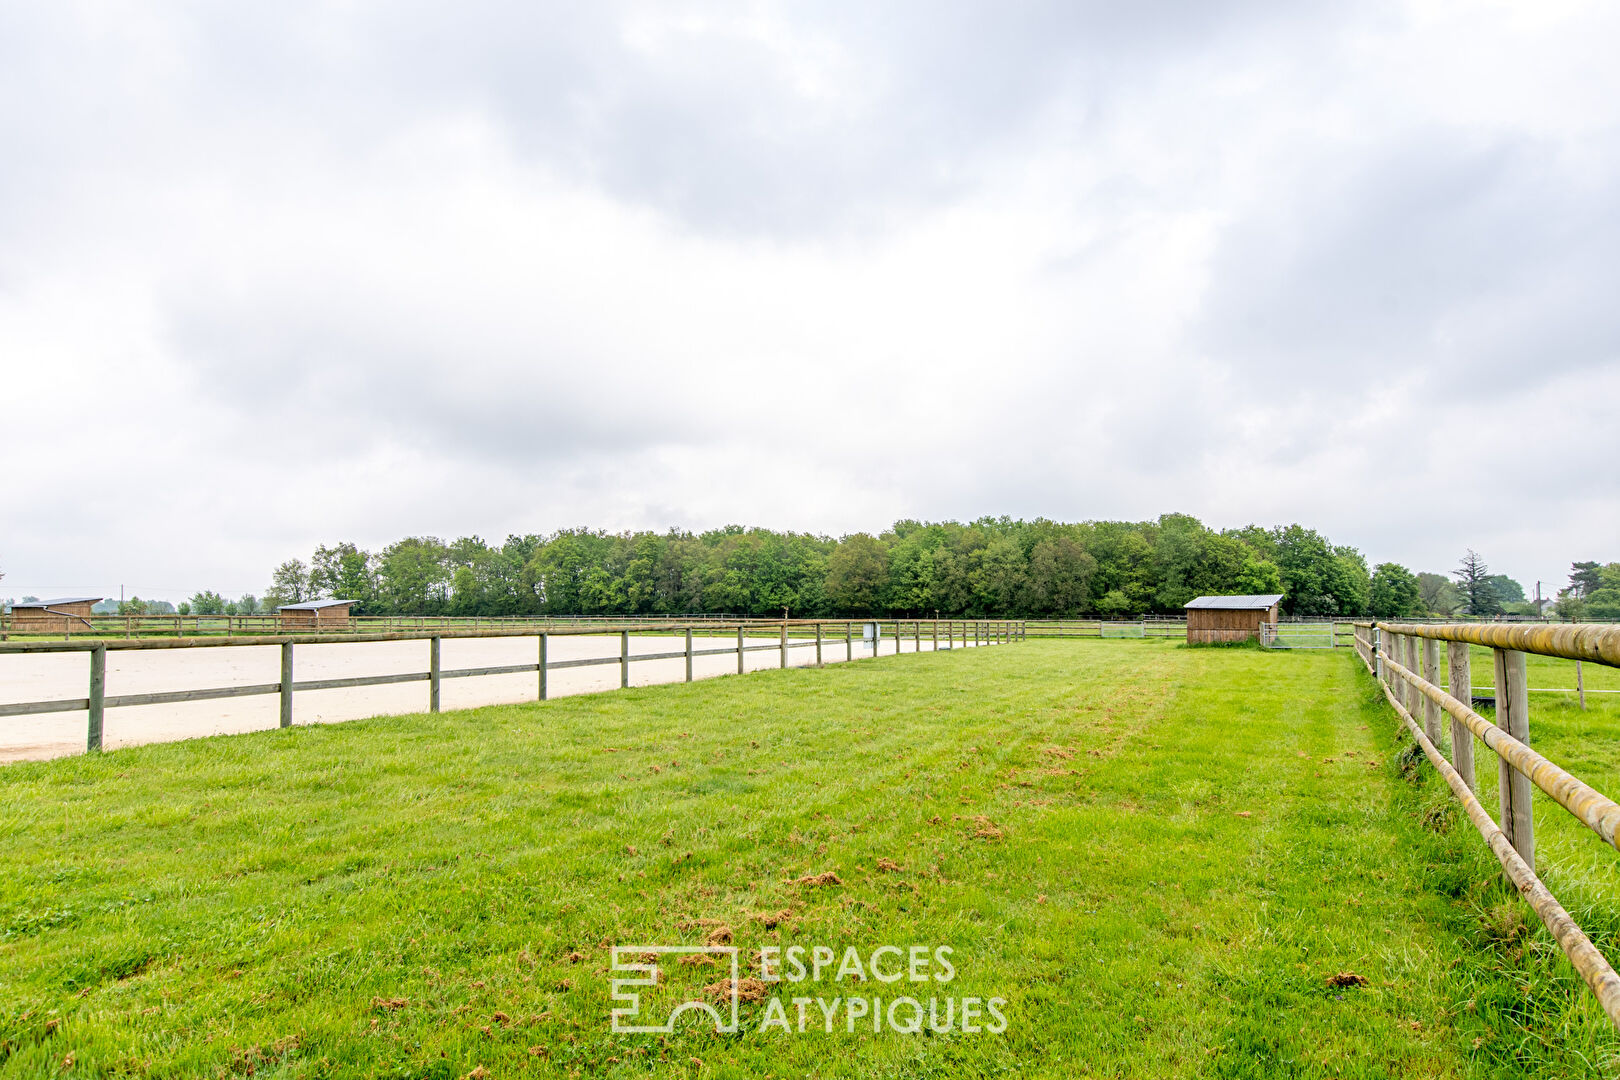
[610,946,741,1034]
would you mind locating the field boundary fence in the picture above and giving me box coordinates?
[1260,622,1337,649]
[1021,619,1185,638]
[0,618,1025,756]
[1353,620,1620,1029]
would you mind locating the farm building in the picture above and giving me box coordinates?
[1185,594,1284,643]
[277,599,355,629]
[7,597,103,634]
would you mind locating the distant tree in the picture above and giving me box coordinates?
[1453,550,1502,616]
[824,534,888,614]
[377,538,451,614]
[1368,563,1423,619]
[311,542,376,610]
[1416,572,1458,615]
[177,602,192,615]
[1554,589,1587,621]
[236,594,260,615]
[1267,525,1369,615]
[1482,574,1525,606]
[118,596,148,615]
[264,559,312,609]
[1588,563,1620,621]
[1570,561,1604,598]
[1094,588,1133,618]
[188,590,227,616]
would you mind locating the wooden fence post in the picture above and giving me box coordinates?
[1577,660,1586,711]
[621,630,630,689]
[430,636,442,712]
[1447,640,1474,791]
[780,624,788,668]
[737,625,745,674]
[87,644,106,752]
[1494,648,1534,870]
[815,623,823,667]
[280,641,294,728]
[846,621,853,662]
[1422,637,1442,747]
[539,633,549,700]
[685,628,694,682]
[1402,634,1419,720]
[933,619,939,652]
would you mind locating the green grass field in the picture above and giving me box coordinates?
[3,640,1618,1078]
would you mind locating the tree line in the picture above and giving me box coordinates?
[4,521,1610,621]
[232,515,1579,621]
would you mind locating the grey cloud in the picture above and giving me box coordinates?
[1192,132,1620,392]
[159,0,1346,238]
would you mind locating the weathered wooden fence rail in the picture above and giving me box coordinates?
[1354,620,1620,1028]
[1,619,1026,755]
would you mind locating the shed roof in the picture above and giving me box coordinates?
[12,597,103,608]
[1185,594,1284,610]
[277,599,354,611]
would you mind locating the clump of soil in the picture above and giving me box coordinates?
[679,954,719,968]
[875,857,904,873]
[704,977,769,1003]
[1326,971,1368,989]
[704,925,733,946]
[794,871,843,887]
[971,816,1004,841]
[752,909,793,928]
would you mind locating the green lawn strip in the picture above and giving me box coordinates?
[1,641,1613,1077]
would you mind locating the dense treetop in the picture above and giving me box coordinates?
[253,515,1444,619]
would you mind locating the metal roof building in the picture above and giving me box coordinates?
[1185,594,1284,643]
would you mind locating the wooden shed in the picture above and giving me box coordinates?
[8,597,103,634]
[1185,594,1283,643]
[276,599,354,630]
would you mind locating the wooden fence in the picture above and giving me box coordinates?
[1354,620,1620,1029]
[0,611,819,641]
[0,619,1026,755]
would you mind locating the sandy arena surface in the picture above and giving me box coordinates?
[1,630,989,763]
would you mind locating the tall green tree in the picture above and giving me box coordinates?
[824,534,888,614]
[311,542,376,610]
[1416,572,1457,615]
[264,559,312,608]
[1453,550,1502,616]
[1368,564,1422,619]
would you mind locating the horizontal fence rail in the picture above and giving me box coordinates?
[1353,620,1620,1029]
[1,619,1026,757]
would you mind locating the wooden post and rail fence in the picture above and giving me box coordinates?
[0,618,1026,755]
[1353,620,1620,1029]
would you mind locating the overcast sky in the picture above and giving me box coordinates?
[2,0,1616,603]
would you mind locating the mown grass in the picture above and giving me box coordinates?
[2,640,1617,1077]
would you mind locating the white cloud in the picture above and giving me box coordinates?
[1,0,1615,601]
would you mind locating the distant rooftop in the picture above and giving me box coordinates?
[12,597,104,608]
[1185,594,1284,610]
[277,599,354,611]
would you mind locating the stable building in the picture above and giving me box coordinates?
[7,597,103,634]
[276,599,355,629]
[1185,594,1283,643]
